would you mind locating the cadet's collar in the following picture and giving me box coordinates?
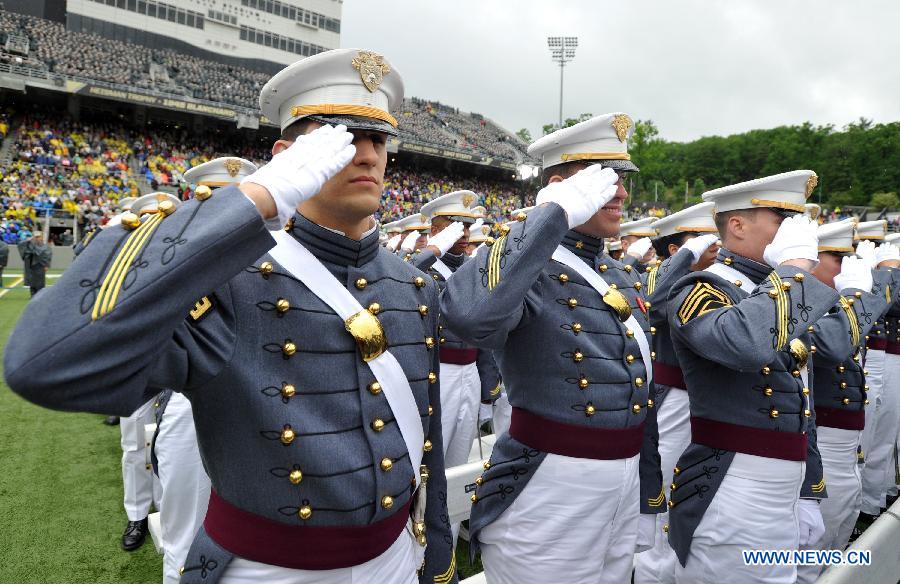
[716,247,771,285]
[288,213,380,267]
[441,252,466,271]
[561,230,604,263]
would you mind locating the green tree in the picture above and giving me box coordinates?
[869,192,899,210]
[542,113,593,135]
[516,128,532,143]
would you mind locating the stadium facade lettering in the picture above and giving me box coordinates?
[77,86,237,120]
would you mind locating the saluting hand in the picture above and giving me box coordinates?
[241,124,356,228]
[535,165,619,229]
[763,215,819,272]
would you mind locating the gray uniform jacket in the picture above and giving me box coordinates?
[0,241,8,268]
[438,203,664,555]
[4,187,456,584]
[812,269,891,432]
[665,249,841,565]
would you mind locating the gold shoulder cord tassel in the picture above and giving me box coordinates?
[412,465,428,546]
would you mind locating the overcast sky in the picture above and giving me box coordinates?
[341,0,900,143]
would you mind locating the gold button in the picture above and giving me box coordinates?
[807,325,815,333]
[764,387,773,396]
[368,382,382,395]
[599,264,608,273]
[624,265,633,273]
[792,370,801,378]
[282,341,296,356]
[626,354,635,364]
[673,466,681,475]
[635,377,644,387]
[485,237,495,246]
[723,257,733,266]
[804,409,811,417]
[440,337,446,344]
[470,494,478,503]
[483,461,491,470]
[282,383,296,398]
[475,477,483,486]
[609,284,618,290]
[645,301,652,309]
[650,327,657,335]
[855,291,862,298]
[634,282,642,290]
[626,329,635,338]
[424,439,433,452]
[663,524,669,533]
[579,377,589,389]
[794,273,805,282]
[428,372,438,384]
[802,387,810,396]
[355,278,367,290]
[632,404,642,413]
[259,261,273,275]
[414,276,426,288]
[770,409,779,419]
[847,298,855,306]
[418,304,429,316]
[585,404,596,416]
[768,289,779,298]
[194,185,213,201]
[371,419,385,432]
[425,337,435,349]
[280,426,295,445]
[276,298,290,313]
[781,281,792,291]
[863,385,869,392]
[651,351,657,360]
[179,567,185,575]
[158,200,176,216]
[558,273,569,283]
[573,351,584,363]
[428,405,433,416]
[762,366,771,375]
[516,212,527,221]
[840,381,847,389]
[499,224,511,236]
[734,280,743,288]
[863,369,869,375]
[572,323,583,334]
[567,298,578,309]
[368,302,380,315]
[289,469,303,484]
[298,505,312,520]
[648,399,655,408]
[121,212,141,230]
[380,458,393,472]
[842,398,850,405]
[668,500,675,509]
[810,345,817,353]
[864,399,870,405]
[670,482,677,491]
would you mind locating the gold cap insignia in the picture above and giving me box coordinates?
[352,50,391,93]
[805,175,818,199]
[462,193,475,207]
[420,213,428,223]
[224,159,242,177]
[611,114,633,143]
[482,225,490,236]
[155,193,168,203]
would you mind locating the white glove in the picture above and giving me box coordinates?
[634,514,657,553]
[798,499,825,547]
[627,237,653,260]
[763,215,819,269]
[682,234,719,263]
[834,255,873,293]
[386,234,402,251]
[875,242,900,265]
[470,218,485,235]
[399,231,420,253]
[479,402,493,422]
[427,221,466,256]
[241,124,356,229]
[855,240,878,269]
[535,165,620,229]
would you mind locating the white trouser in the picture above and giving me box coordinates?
[861,349,893,514]
[157,393,211,584]
[219,523,419,584]
[492,390,512,438]
[635,388,691,584]
[121,397,160,521]
[796,426,862,584]
[439,361,481,468]
[882,352,900,497]
[675,454,804,584]
[480,453,640,584]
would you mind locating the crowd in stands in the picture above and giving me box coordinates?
[0,12,530,163]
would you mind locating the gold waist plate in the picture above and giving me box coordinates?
[789,338,809,370]
[603,288,633,322]
[344,309,388,362]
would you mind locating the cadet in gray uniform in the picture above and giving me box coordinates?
[442,113,665,584]
[666,171,835,583]
[5,49,455,584]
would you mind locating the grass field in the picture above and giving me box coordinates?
[0,275,482,583]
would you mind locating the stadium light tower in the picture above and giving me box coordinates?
[547,36,578,127]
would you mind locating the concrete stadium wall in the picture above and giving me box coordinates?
[5,246,75,271]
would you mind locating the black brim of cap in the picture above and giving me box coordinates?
[595,159,640,172]
[305,114,399,136]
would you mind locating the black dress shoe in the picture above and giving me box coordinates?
[103,416,120,426]
[886,493,898,508]
[121,518,148,551]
